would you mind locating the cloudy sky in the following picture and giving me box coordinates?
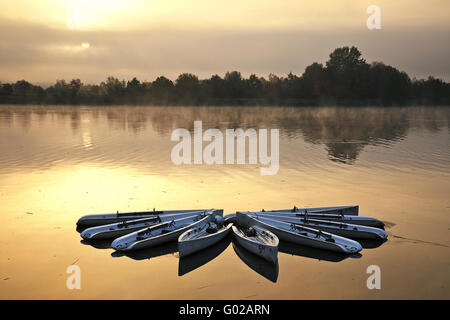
[1,0,449,84]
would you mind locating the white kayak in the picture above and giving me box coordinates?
[111,211,221,251]
[244,211,384,228]
[80,210,210,240]
[236,212,362,254]
[260,205,359,216]
[178,220,232,258]
[77,209,210,226]
[246,213,387,240]
[232,224,279,264]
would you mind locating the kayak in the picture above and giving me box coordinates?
[259,205,359,216]
[246,213,388,240]
[232,224,279,264]
[111,213,219,251]
[236,212,362,254]
[80,211,210,240]
[243,211,384,228]
[77,209,210,226]
[178,221,232,258]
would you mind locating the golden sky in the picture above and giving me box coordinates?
[1,0,449,83]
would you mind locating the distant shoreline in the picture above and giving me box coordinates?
[1,46,449,107]
[2,104,449,108]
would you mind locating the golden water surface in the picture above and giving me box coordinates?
[0,105,449,299]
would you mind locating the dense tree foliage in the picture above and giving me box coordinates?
[1,47,449,106]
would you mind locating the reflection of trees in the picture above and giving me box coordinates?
[137,106,448,164]
[106,108,148,133]
[71,110,80,131]
[0,106,448,164]
[292,108,412,164]
[0,108,13,127]
[409,107,450,134]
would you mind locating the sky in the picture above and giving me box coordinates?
[1,0,449,84]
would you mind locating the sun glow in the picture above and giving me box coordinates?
[64,0,130,30]
[1,0,449,31]
[1,0,449,82]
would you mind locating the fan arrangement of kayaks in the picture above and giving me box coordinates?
[76,204,387,273]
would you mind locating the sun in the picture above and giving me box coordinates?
[65,0,131,30]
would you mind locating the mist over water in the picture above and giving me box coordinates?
[1,105,448,170]
[0,105,449,299]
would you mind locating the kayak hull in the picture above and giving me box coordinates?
[262,205,359,216]
[232,225,279,264]
[77,209,210,226]
[178,224,232,258]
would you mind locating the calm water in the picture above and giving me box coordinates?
[0,105,449,299]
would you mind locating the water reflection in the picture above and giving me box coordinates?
[81,238,113,250]
[111,241,178,260]
[0,106,448,168]
[294,108,411,163]
[178,236,231,276]
[232,241,279,283]
[278,241,360,262]
[1,105,449,299]
[357,238,387,249]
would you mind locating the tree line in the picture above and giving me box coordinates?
[1,46,449,106]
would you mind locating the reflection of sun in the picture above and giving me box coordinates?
[81,42,90,49]
[82,118,93,149]
[82,131,93,149]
